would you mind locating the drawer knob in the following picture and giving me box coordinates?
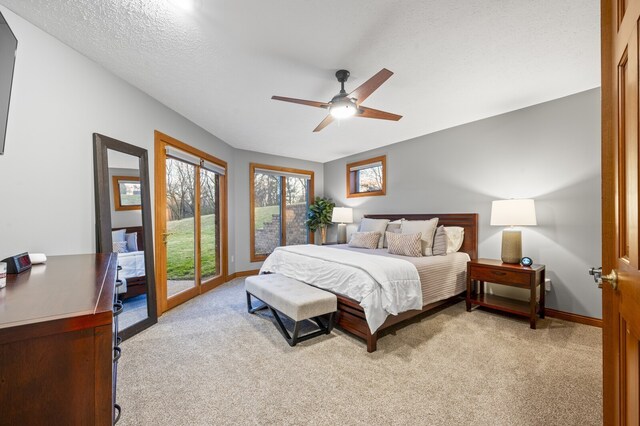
[114,403,121,423]
[113,301,123,317]
[113,346,122,363]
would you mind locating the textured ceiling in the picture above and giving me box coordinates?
[0,0,600,162]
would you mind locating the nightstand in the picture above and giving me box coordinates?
[466,258,545,329]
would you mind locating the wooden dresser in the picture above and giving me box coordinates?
[0,253,120,425]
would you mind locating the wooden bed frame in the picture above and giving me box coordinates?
[335,213,478,352]
[113,226,147,300]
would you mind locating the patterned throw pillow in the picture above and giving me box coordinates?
[432,226,447,256]
[348,232,381,249]
[112,241,128,253]
[386,232,423,257]
[358,218,390,249]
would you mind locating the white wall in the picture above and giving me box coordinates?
[0,6,236,271]
[233,148,323,272]
[324,89,602,319]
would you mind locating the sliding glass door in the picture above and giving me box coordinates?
[155,131,227,313]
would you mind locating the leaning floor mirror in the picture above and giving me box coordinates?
[94,133,158,340]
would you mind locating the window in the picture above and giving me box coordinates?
[347,155,386,198]
[250,163,314,261]
[112,176,141,211]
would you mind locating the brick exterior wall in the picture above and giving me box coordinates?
[255,203,308,255]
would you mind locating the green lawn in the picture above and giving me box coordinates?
[166,206,303,280]
[166,214,217,280]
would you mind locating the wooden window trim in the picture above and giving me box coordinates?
[112,175,141,211]
[250,163,315,262]
[346,155,386,198]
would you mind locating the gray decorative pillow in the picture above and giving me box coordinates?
[348,232,381,249]
[386,232,423,257]
[125,232,138,252]
[112,241,128,253]
[432,225,447,256]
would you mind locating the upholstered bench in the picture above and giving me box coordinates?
[245,274,337,346]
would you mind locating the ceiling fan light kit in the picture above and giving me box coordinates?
[272,68,402,132]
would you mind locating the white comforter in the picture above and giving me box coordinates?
[259,245,422,333]
[117,250,146,279]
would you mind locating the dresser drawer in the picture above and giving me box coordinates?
[470,265,531,287]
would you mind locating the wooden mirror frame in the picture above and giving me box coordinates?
[93,133,158,340]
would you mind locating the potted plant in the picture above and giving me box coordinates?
[305,197,335,244]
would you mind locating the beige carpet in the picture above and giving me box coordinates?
[118,278,602,426]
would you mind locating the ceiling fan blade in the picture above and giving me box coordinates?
[313,115,334,132]
[357,106,402,121]
[271,96,329,109]
[348,68,394,104]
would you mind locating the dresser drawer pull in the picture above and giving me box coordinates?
[113,301,123,316]
[115,279,123,288]
[491,271,507,276]
[113,346,122,363]
[116,336,122,346]
[114,403,121,424]
[117,265,123,271]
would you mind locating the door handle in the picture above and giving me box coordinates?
[588,267,618,290]
[162,232,173,244]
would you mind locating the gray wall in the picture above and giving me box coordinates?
[233,148,324,272]
[323,88,602,319]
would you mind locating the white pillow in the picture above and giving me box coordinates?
[112,229,126,243]
[444,226,465,253]
[358,218,390,249]
[401,218,439,255]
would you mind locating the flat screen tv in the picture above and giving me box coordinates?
[0,11,17,155]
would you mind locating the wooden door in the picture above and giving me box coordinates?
[602,1,640,423]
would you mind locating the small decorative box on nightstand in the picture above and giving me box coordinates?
[466,258,546,329]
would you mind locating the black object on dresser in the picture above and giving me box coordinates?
[0,253,121,425]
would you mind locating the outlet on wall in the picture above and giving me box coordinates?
[545,278,551,292]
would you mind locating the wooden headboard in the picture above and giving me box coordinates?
[364,213,479,260]
[113,226,145,251]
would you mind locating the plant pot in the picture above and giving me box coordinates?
[320,227,327,245]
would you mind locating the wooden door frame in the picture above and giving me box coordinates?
[601,0,616,422]
[154,131,228,314]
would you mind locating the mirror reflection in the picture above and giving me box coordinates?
[107,149,149,330]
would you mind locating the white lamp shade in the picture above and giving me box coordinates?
[331,207,353,224]
[490,199,537,226]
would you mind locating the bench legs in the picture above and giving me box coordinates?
[247,291,335,347]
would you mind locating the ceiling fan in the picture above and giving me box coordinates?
[271,68,402,132]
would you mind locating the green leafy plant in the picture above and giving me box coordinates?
[305,197,335,232]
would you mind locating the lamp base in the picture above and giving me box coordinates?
[337,223,347,244]
[501,230,522,264]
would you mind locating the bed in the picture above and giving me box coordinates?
[113,226,147,299]
[261,213,478,352]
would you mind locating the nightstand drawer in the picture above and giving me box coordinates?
[470,266,531,286]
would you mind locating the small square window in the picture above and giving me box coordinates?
[347,155,386,198]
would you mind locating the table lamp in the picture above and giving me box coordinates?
[490,199,537,264]
[332,207,353,244]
